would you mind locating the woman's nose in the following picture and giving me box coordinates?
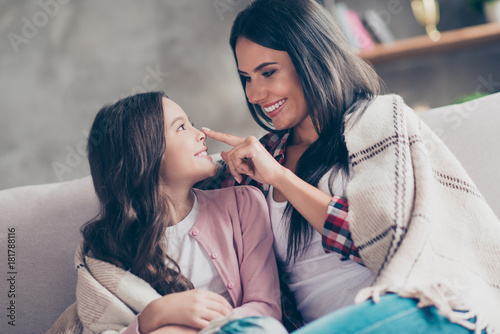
[247,82,266,105]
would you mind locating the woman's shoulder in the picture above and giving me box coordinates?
[370,94,405,108]
[345,94,412,125]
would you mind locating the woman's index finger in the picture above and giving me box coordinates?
[202,127,244,147]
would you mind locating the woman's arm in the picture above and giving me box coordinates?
[203,129,333,234]
[273,168,335,233]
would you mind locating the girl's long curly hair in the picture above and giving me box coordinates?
[82,91,194,295]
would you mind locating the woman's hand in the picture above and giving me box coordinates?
[204,127,335,234]
[202,128,286,185]
[138,289,233,333]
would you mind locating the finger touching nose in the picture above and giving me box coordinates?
[202,128,245,147]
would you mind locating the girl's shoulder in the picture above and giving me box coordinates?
[193,186,266,208]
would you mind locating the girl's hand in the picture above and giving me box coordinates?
[149,325,199,334]
[202,128,286,185]
[138,289,233,333]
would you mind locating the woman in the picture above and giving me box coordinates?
[49,92,284,334]
[199,0,500,333]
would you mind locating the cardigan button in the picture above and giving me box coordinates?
[227,282,235,289]
[191,228,199,236]
[211,252,219,259]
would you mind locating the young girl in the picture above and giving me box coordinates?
[55,91,282,334]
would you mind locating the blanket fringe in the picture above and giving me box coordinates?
[355,281,491,334]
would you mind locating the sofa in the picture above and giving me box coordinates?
[1,93,499,334]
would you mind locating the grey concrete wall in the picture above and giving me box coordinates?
[0,0,264,189]
[1,0,499,190]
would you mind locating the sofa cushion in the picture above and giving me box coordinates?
[419,92,500,217]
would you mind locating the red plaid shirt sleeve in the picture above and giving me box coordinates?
[322,196,362,264]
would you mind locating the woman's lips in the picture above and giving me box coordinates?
[263,98,287,118]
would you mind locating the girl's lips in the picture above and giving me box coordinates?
[265,99,287,118]
[194,149,212,160]
[194,150,208,157]
[200,155,213,161]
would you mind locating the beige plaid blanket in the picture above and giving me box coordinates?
[347,95,500,333]
[47,242,161,334]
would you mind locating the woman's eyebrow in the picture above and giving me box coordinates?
[238,62,277,75]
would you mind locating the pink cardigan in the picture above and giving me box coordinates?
[125,186,281,333]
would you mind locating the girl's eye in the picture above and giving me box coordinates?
[242,75,251,83]
[262,70,275,78]
[177,123,194,131]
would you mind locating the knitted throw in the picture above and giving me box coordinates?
[47,242,162,334]
[347,95,500,334]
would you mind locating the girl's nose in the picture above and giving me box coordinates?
[197,128,206,142]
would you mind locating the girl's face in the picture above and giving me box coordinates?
[160,97,216,187]
[235,37,309,131]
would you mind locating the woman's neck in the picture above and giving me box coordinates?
[162,184,195,225]
[292,116,319,146]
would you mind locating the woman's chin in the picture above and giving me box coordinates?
[271,121,288,131]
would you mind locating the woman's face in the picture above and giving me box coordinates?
[235,37,309,131]
[159,97,216,187]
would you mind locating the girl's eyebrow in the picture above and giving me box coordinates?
[238,62,277,75]
[169,116,189,127]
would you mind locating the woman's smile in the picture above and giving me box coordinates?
[262,98,287,118]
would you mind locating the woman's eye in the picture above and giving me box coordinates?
[241,75,251,83]
[262,70,275,78]
[177,124,185,131]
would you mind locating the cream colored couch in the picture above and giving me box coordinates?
[0,93,499,334]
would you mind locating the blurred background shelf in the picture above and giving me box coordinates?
[359,23,500,64]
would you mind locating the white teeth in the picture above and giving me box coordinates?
[195,151,207,157]
[263,99,285,113]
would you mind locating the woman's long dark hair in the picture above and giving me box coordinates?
[82,91,194,295]
[230,0,381,264]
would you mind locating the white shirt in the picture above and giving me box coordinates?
[267,169,375,323]
[164,193,232,304]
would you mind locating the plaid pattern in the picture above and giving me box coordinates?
[322,196,362,263]
[198,129,362,329]
[220,131,287,193]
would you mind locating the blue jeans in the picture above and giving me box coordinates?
[293,293,479,334]
[216,294,481,333]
